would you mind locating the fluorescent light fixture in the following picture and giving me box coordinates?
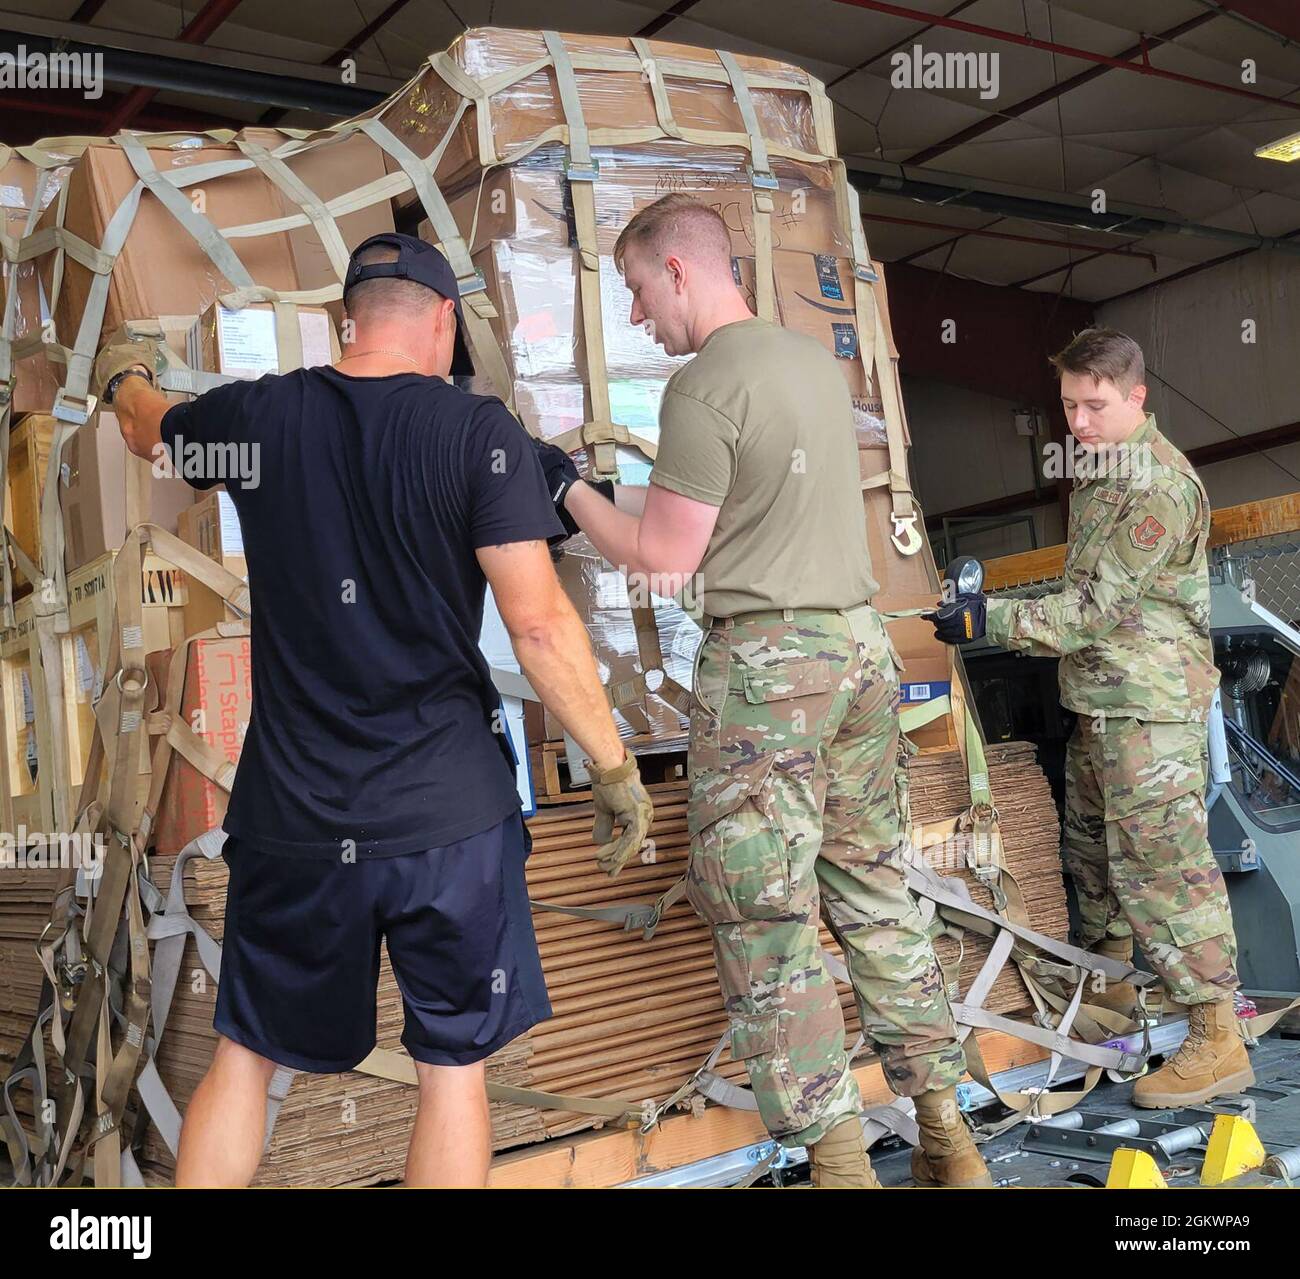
[1256,130,1300,162]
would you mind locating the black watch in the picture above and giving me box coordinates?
[105,367,154,405]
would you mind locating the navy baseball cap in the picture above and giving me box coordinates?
[344,232,475,376]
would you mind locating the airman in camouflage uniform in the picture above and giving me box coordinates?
[986,412,1237,1002]
[557,194,989,1185]
[688,604,966,1150]
[985,391,1251,1107]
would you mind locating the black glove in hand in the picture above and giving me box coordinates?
[925,592,987,645]
[533,439,581,540]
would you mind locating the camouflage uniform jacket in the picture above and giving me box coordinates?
[984,415,1219,722]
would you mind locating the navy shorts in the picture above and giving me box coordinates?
[213,810,552,1072]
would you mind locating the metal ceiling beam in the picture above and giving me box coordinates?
[637,1,706,38]
[0,12,403,92]
[68,0,110,20]
[101,0,249,134]
[0,28,387,117]
[831,0,1300,112]
[256,0,420,126]
[323,0,418,64]
[864,211,1156,267]
[1099,227,1300,303]
[849,161,1300,258]
[826,0,982,92]
[903,12,1217,168]
[0,87,232,133]
[1193,1,1300,46]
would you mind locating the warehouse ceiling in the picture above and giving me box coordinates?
[7,0,1300,301]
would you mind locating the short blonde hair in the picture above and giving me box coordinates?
[1050,328,1146,395]
[612,193,732,273]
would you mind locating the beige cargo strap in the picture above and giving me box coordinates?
[858,282,919,556]
[529,873,687,940]
[426,52,500,167]
[356,1045,654,1126]
[547,420,660,465]
[427,38,834,173]
[355,115,514,409]
[117,139,316,380]
[906,858,1152,1131]
[234,138,351,286]
[0,523,251,1183]
[1241,995,1300,1039]
[136,825,295,1160]
[0,163,59,621]
[543,31,621,482]
[717,49,776,322]
[629,38,684,141]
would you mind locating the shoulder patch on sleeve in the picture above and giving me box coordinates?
[1130,513,1168,551]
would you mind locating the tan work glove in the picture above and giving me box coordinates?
[590,752,654,877]
[92,338,162,403]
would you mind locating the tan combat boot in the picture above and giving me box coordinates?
[806,1117,882,1188]
[911,1086,994,1187]
[1132,997,1255,1109]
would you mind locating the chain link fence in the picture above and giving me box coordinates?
[986,532,1300,621]
[1218,533,1300,627]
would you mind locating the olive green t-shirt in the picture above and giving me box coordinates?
[649,316,878,617]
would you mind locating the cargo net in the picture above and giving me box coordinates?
[1223,533,1300,629]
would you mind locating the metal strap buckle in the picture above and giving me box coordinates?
[748,166,778,191]
[457,270,487,298]
[566,157,599,182]
[51,387,97,425]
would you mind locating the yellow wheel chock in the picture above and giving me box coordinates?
[1201,1114,1266,1186]
[1106,1148,1167,1189]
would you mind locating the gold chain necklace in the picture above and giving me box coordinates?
[337,349,419,366]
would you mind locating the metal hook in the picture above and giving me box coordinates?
[890,513,922,556]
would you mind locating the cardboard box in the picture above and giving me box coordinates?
[774,249,867,368]
[431,167,571,256]
[469,241,690,386]
[36,141,301,354]
[388,30,823,192]
[187,302,339,380]
[472,241,577,383]
[177,490,247,637]
[588,151,847,259]
[154,637,251,856]
[244,129,397,300]
[428,156,846,260]
[4,414,55,580]
[56,554,189,826]
[884,593,956,750]
[860,446,933,605]
[60,412,195,571]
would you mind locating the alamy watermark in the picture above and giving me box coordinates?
[0,828,106,872]
[154,436,260,490]
[891,44,1000,100]
[0,45,103,99]
[1043,439,1155,486]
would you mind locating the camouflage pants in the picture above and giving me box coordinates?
[1064,715,1240,1004]
[686,604,965,1149]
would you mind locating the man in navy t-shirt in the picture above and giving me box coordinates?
[93,233,654,1187]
